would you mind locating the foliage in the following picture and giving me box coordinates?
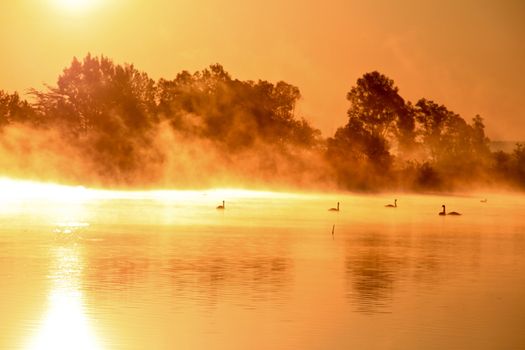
[0,90,37,126]
[157,65,319,151]
[2,55,321,187]
[330,71,511,191]
[0,55,523,191]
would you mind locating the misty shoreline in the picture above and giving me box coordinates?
[1,54,524,193]
[1,176,522,201]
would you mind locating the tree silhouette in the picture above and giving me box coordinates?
[32,54,157,135]
[29,54,159,180]
[0,54,520,191]
[0,90,36,127]
[346,71,415,156]
[156,64,319,151]
[327,117,392,190]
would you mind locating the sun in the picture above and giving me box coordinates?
[54,0,100,12]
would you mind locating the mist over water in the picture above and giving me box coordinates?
[2,55,524,192]
[1,189,524,349]
[1,2,524,348]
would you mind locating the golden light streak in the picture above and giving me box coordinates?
[26,246,104,350]
[0,177,314,203]
[0,178,95,202]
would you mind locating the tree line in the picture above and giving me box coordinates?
[0,54,523,191]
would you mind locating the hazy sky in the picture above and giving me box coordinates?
[1,0,524,140]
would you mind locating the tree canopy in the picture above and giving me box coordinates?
[0,54,523,191]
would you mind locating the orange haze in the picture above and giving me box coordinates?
[1,0,524,140]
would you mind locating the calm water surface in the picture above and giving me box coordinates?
[1,190,524,349]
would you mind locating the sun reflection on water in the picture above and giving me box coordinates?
[26,245,104,350]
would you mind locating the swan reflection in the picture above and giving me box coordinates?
[26,245,103,350]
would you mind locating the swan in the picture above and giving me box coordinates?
[480,198,487,203]
[439,205,461,216]
[216,200,225,210]
[385,199,397,208]
[329,202,340,211]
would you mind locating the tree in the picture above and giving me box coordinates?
[513,143,525,185]
[326,118,392,190]
[415,99,463,162]
[346,71,415,155]
[470,114,491,160]
[157,66,319,150]
[0,90,37,127]
[32,54,157,135]
[29,54,159,179]
[415,99,491,164]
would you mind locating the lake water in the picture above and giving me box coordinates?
[1,185,524,349]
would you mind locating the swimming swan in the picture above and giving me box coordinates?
[439,205,461,216]
[216,200,225,210]
[329,202,340,211]
[385,199,397,208]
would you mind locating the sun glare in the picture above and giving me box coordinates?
[0,177,311,204]
[53,0,100,12]
[0,178,96,202]
[26,246,104,350]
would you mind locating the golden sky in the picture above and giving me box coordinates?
[1,0,524,140]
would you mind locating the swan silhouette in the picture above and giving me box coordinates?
[480,198,487,203]
[385,199,397,208]
[329,202,340,211]
[216,200,225,210]
[439,205,461,216]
